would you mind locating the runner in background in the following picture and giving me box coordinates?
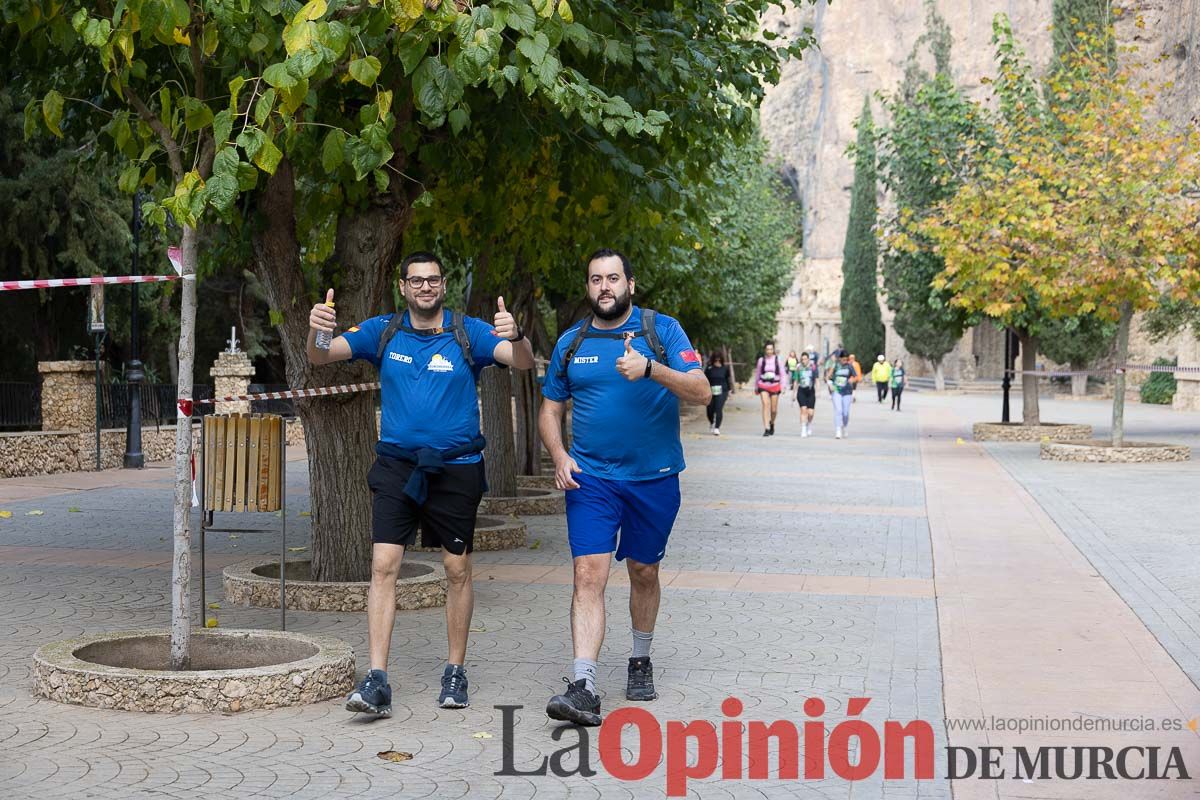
[826,349,859,439]
[753,341,788,437]
[704,351,733,436]
[890,358,907,411]
[793,351,819,437]
[871,355,892,403]
[849,353,863,404]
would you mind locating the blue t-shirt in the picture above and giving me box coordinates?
[542,307,701,481]
[343,310,504,463]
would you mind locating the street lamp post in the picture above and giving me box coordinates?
[124,192,145,468]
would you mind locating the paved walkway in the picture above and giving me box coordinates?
[0,389,1198,797]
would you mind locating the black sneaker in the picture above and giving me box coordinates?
[346,669,392,716]
[770,422,776,435]
[626,657,658,701]
[546,678,602,726]
[438,665,469,709]
[763,429,770,437]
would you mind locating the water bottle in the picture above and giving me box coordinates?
[315,299,335,350]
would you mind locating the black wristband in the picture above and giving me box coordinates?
[643,359,653,379]
[509,324,524,342]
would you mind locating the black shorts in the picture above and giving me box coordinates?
[367,455,485,555]
[796,387,816,408]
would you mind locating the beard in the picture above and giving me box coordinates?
[588,288,631,321]
[408,290,444,315]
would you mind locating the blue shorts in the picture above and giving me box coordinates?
[565,472,682,564]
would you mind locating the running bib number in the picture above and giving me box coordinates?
[761,371,777,382]
[834,375,848,388]
[711,385,723,396]
[798,370,813,389]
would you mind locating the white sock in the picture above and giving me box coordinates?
[632,628,653,660]
[573,658,598,693]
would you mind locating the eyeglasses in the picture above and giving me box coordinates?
[405,275,444,289]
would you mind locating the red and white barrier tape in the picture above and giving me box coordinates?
[194,382,381,406]
[0,274,184,291]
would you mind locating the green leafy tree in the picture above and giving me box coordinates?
[839,98,884,364]
[6,0,814,665]
[878,1,987,390]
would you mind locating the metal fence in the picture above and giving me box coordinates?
[248,384,297,417]
[0,383,41,431]
[0,381,296,432]
[98,383,215,429]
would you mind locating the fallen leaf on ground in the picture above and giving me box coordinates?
[26,510,44,516]
[288,546,307,552]
[469,626,486,632]
[298,511,311,517]
[207,602,221,609]
[205,617,219,628]
[377,751,413,763]
[472,732,493,739]
[529,539,541,550]
[68,507,81,513]
[228,534,239,540]
[0,511,11,519]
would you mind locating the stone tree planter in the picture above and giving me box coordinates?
[479,487,565,516]
[517,474,557,491]
[411,516,527,552]
[1041,440,1191,463]
[224,560,446,612]
[32,629,353,713]
[972,422,1093,442]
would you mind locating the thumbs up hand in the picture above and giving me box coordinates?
[615,332,649,382]
[309,288,336,333]
[492,295,519,341]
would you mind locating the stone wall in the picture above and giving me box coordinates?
[38,361,97,432]
[0,419,306,480]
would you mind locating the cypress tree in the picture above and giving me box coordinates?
[839,98,885,363]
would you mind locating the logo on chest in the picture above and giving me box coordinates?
[573,356,600,365]
[427,353,454,373]
[388,352,413,364]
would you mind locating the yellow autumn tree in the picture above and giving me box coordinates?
[921,15,1200,442]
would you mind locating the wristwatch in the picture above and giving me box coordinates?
[509,324,525,342]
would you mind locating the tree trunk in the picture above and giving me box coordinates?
[251,157,405,582]
[1071,370,1087,398]
[933,360,945,392]
[169,223,199,671]
[514,366,541,475]
[302,393,377,582]
[1111,302,1132,447]
[480,366,517,496]
[1018,330,1040,425]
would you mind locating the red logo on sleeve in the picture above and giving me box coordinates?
[680,349,700,364]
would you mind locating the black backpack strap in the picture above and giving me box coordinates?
[376,310,476,372]
[560,316,593,377]
[639,309,668,364]
[450,310,475,371]
[375,313,405,363]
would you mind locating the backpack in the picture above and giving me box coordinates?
[375,310,475,371]
[561,308,668,377]
[758,355,782,383]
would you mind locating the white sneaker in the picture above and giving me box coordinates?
[835,429,842,439]
[708,425,715,434]
[713,428,720,436]
[842,429,849,439]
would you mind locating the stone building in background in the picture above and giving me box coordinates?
[759,0,1200,408]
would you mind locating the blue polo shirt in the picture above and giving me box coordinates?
[542,307,700,481]
[342,310,504,463]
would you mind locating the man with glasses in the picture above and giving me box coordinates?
[308,251,534,716]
